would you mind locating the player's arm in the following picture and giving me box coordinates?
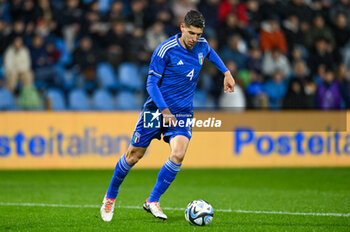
[146,52,176,124]
[146,75,177,124]
[207,46,235,93]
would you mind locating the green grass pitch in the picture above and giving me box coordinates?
[0,168,349,231]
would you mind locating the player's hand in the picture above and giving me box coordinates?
[161,108,177,127]
[224,71,235,93]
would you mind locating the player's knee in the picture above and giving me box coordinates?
[170,151,185,164]
[125,147,145,165]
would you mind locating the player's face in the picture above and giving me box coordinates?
[180,24,203,50]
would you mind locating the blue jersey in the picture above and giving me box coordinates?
[144,33,228,114]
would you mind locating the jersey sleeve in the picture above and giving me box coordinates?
[146,48,170,112]
[206,45,229,74]
[148,47,169,79]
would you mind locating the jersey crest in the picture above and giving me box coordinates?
[198,53,204,65]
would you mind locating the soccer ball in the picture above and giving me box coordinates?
[185,200,213,226]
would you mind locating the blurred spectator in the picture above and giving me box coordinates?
[145,21,167,52]
[4,37,33,92]
[219,59,246,110]
[282,14,304,53]
[104,19,128,68]
[128,27,149,64]
[310,0,329,22]
[303,76,317,109]
[290,60,316,109]
[7,20,25,42]
[34,18,52,39]
[264,69,287,109]
[0,0,11,22]
[218,0,238,23]
[198,0,220,30]
[106,1,127,22]
[316,68,343,110]
[73,36,98,82]
[46,41,61,64]
[292,60,309,80]
[220,35,247,70]
[172,0,197,23]
[17,85,43,109]
[9,0,22,21]
[219,84,246,110]
[289,45,308,66]
[330,0,350,28]
[262,49,291,77]
[282,77,307,109]
[246,70,267,109]
[30,35,61,88]
[61,0,84,52]
[243,0,260,35]
[37,0,57,24]
[332,12,350,62]
[259,0,285,22]
[308,37,335,75]
[305,14,335,50]
[260,16,287,54]
[128,0,149,29]
[147,0,173,28]
[0,19,10,54]
[246,46,263,74]
[21,0,40,26]
[217,13,252,48]
[286,0,313,25]
[82,0,108,44]
[336,63,350,108]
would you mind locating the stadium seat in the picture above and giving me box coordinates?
[97,62,117,89]
[118,62,143,91]
[0,88,16,110]
[92,89,114,111]
[115,90,141,110]
[68,89,90,111]
[46,88,66,111]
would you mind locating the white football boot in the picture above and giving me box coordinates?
[143,199,167,220]
[100,195,116,222]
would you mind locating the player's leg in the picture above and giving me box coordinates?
[144,135,189,220]
[101,108,162,222]
[107,145,147,198]
[101,145,147,222]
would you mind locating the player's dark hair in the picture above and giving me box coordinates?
[184,10,205,28]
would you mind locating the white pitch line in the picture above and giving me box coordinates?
[0,202,349,217]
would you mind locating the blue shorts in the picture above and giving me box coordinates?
[130,110,192,148]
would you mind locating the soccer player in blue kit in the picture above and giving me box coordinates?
[101,10,235,222]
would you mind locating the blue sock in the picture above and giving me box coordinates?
[148,158,181,202]
[106,154,133,199]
